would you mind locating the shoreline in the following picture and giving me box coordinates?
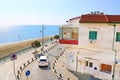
[0,36,53,59]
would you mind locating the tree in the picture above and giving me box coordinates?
[31,40,41,48]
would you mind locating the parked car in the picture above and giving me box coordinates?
[38,56,48,67]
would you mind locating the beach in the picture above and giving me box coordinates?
[0,36,52,59]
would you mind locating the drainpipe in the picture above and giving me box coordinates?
[112,24,117,80]
[76,51,79,72]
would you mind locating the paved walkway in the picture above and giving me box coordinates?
[0,48,35,80]
[0,40,56,80]
[0,40,79,80]
[51,44,78,80]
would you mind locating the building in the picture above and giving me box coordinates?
[59,11,120,80]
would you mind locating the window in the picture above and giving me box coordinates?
[86,61,93,68]
[63,27,71,39]
[62,27,78,40]
[116,32,120,42]
[89,31,97,40]
[86,61,88,66]
[72,28,78,40]
[59,27,63,39]
[100,64,112,73]
[89,62,93,68]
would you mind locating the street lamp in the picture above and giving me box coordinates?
[41,24,45,53]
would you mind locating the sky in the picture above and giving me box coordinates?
[0,0,120,27]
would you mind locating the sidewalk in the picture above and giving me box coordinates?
[71,71,102,80]
[0,40,56,80]
[52,44,78,80]
[0,48,35,80]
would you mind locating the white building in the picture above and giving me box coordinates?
[59,12,120,80]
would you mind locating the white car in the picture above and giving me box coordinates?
[38,56,48,67]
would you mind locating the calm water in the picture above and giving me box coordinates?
[0,25,59,44]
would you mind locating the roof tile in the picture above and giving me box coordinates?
[69,14,120,23]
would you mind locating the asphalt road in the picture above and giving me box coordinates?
[22,59,57,80]
[21,43,62,80]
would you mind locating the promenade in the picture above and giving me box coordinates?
[0,47,35,80]
[0,40,78,80]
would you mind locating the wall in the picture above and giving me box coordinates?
[65,47,79,71]
[65,46,116,80]
[115,25,120,52]
[78,23,120,51]
[68,18,80,26]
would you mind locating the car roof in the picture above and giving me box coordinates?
[40,56,47,59]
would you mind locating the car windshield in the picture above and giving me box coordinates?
[40,59,46,62]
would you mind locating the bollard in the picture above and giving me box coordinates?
[17,75,19,80]
[53,66,54,69]
[54,70,57,73]
[17,70,20,74]
[56,58,58,60]
[28,60,30,64]
[54,60,56,63]
[23,63,26,67]
[32,58,34,61]
[60,53,62,56]
[59,74,62,78]
[53,63,55,66]
[20,66,22,70]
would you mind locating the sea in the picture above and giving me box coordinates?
[0,25,59,44]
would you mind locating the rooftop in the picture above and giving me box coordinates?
[69,12,120,23]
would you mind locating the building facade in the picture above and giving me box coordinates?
[59,12,120,80]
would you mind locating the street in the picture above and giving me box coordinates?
[21,43,62,80]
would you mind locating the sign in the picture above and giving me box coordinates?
[10,53,17,60]
[26,70,30,76]
[68,52,74,62]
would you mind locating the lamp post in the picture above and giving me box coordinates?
[41,24,44,53]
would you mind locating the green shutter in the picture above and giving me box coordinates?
[116,32,120,42]
[89,31,97,40]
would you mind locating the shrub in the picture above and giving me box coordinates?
[31,40,41,48]
[54,35,59,39]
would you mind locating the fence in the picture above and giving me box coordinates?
[0,38,53,66]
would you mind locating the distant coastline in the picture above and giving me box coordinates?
[0,36,52,59]
[0,25,59,44]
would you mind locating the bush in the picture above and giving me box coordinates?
[31,40,41,48]
[54,35,59,39]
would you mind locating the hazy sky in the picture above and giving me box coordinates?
[0,0,120,26]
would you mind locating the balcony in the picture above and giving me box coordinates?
[59,39,78,45]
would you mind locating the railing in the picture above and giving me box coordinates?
[0,47,34,66]
[0,38,53,66]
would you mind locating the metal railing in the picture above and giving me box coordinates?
[0,38,53,66]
